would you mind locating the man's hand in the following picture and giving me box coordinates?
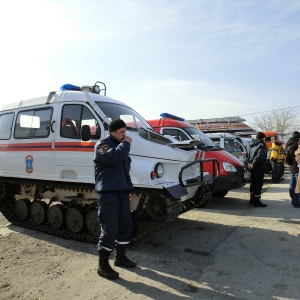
[123,136,132,144]
[247,163,253,170]
[129,194,133,202]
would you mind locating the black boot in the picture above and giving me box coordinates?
[114,248,137,268]
[249,194,254,205]
[253,196,267,207]
[97,255,119,280]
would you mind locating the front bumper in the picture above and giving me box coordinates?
[179,159,219,188]
[213,166,249,192]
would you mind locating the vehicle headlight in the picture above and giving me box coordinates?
[222,162,237,172]
[154,163,164,178]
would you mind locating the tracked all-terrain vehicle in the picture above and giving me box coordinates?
[0,82,217,243]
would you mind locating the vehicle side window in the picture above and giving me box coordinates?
[162,128,189,142]
[234,141,244,152]
[179,131,189,141]
[61,105,81,139]
[265,136,271,142]
[34,109,52,137]
[61,104,100,140]
[81,106,100,140]
[14,108,52,139]
[224,139,233,150]
[163,129,180,141]
[211,139,220,147]
[0,113,14,140]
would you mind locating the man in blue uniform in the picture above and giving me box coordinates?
[94,119,136,280]
[246,132,268,207]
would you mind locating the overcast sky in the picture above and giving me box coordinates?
[1,0,299,124]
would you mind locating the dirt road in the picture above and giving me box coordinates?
[1,174,299,300]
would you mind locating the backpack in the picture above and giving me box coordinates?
[286,146,294,165]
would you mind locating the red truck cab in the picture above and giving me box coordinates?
[263,131,285,150]
[147,114,248,197]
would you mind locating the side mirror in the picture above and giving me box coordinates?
[81,125,91,141]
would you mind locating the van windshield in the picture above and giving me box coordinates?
[277,134,284,142]
[96,102,153,130]
[184,127,216,147]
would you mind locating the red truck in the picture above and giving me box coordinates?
[147,113,248,197]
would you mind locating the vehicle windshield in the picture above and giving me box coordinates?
[183,127,216,147]
[277,134,284,143]
[96,102,153,130]
[219,138,244,152]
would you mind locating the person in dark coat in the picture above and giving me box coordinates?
[286,131,300,207]
[94,119,136,280]
[245,132,268,207]
[284,131,300,152]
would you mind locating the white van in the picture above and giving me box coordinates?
[205,133,248,162]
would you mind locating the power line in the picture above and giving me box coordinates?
[239,105,300,117]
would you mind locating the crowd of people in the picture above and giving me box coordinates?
[244,130,300,208]
[93,119,300,280]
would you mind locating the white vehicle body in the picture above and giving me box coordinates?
[0,83,215,241]
[205,133,247,162]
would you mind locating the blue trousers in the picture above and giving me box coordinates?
[250,169,265,196]
[289,172,300,205]
[97,192,133,256]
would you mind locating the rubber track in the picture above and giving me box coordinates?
[0,178,183,244]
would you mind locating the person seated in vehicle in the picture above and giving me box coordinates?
[61,117,79,138]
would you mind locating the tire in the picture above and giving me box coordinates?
[30,201,48,225]
[65,207,85,233]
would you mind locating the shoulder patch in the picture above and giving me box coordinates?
[100,144,110,153]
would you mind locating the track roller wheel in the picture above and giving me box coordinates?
[15,198,31,221]
[86,209,101,237]
[146,197,167,220]
[47,204,66,229]
[30,201,48,224]
[66,207,85,233]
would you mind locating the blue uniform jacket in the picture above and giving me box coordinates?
[248,138,267,170]
[94,135,134,193]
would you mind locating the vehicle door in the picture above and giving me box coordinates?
[54,103,103,180]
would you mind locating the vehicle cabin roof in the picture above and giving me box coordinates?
[263,131,282,136]
[205,133,238,139]
[0,90,125,112]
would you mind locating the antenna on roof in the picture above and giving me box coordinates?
[104,49,108,83]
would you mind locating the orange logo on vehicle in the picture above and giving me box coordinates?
[25,155,33,173]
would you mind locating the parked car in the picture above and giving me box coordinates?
[147,113,249,198]
[205,133,248,162]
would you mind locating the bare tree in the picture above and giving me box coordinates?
[249,108,300,136]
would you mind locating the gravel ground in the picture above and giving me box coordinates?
[0,172,299,300]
